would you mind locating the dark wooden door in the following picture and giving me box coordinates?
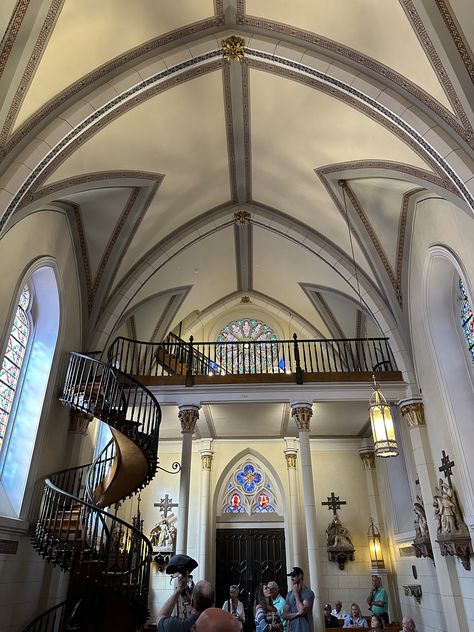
[215,528,287,632]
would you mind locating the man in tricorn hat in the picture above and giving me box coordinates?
[157,555,214,631]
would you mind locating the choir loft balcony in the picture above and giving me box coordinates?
[107,333,402,388]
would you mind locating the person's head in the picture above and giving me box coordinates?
[402,616,416,632]
[254,582,271,607]
[229,585,239,599]
[267,581,279,600]
[323,604,332,618]
[287,566,304,585]
[193,607,241,632]
[335,600,343,613]
[350,603,362,618]
[371,575,381,589]
[191,580,215,614]
[371,614,385,630]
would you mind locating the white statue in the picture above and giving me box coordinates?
[326,513,354,548]
[413,495,429,538]
[434,479,460,535]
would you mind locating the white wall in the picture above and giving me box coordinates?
[0,210,82,631]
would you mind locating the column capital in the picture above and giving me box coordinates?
[398,398,425,427]
[201,451,213,470]
[359,447,376,470]
[284,449,298,469]
[291,402,313,431]
[69,410,93,435]
[178,405,200,433]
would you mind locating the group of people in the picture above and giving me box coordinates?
[156,561,416,632]
[322,576,416,631]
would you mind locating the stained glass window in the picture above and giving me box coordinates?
[223,461,278,514]
[217,318,278,374]
[0,286,31,451]
[459,278,474,363]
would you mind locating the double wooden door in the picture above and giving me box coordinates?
[215,528,287,632]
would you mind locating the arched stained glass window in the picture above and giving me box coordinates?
[459,278,474,363]
[0,285,31,451]
[223,461,278,514]
[217,318,278,374]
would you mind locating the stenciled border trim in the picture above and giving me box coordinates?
[434,0,474,83]
[237,0,472,146]
[1,11,224,152]
[245,51,472,209]
[223,62,238,201]
[0,0,31,81]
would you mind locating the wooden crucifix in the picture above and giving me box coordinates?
[438,450,455,488]
[154,493,178,519]
[321,492,347,516]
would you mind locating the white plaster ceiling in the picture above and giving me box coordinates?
[158,401,370,440]
[0,0,471,358]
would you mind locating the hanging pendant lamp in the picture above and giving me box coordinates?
[369,375,399,457]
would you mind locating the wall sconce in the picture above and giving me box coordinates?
[368,518,385,569]
[403,585,422,604]
[369,377,399,457]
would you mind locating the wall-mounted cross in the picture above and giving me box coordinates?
[321,492,347,516]
[154,494,178,519]
[438,450,455,488]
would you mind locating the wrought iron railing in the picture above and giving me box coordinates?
[25,352,161,630]
[108,333,397,384]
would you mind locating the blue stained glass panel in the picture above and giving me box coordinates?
[459,279,474,362]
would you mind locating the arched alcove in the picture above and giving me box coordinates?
[423,246,474,515]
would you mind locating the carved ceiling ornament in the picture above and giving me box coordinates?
[234,210,251,225]
[221,35,246,62]
[432,452,473,570]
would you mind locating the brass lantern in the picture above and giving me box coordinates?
[368,518,385,569]
[369,376,399,457]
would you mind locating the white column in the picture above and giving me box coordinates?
[399,398,467,632]
[198,441,213,579]
[284,441,300,566]
[176,405,200,554]
[290,402,322,630]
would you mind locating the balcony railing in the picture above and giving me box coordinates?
[108,334,398,385]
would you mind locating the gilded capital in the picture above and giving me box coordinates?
[285,450,297,469]
[291,403,313,431]
[221,35,246,62]
[399,401,425,428]
[178,406,200,433]
[359,449,376,470]
[201,451,213,470]
[69,410,93,434]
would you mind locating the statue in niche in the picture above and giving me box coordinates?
[413,495,429,538]
[326,513,354,549]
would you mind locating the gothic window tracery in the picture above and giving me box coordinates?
[459,278,474,363]
[217,318,278,374]
[0,285,31,451]
[223,462,278,514]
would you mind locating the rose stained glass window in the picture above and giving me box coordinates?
[459,278,474,363]
[0,285,31,451]
[217,319,278,374]
[223,461,277,514]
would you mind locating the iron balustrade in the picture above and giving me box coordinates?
[108,334,396,381]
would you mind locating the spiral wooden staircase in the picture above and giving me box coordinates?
[24,351,161,631]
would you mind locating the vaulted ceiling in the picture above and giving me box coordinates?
[0,0,473,363]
